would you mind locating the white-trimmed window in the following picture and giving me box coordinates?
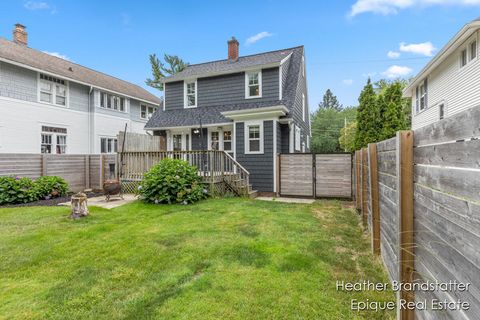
[245,121,263,154]
[295,125,301,151]
[99,92,126,112]
[245,71,262,98]
[460,48,468,67]
[141,104,157,119]
[223,131,232,152]
[470,40,477,61]
[415,78,428,113]
[184,80,197,108]
[210,131,219,150]
[39,74,67,106]
[41,126,67,154]
[100,137,117,154]
[302,94,306,121]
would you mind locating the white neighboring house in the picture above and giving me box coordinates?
[404,18,480,130]
[0,24,161,154]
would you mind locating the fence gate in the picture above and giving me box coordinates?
[279,153,352,198]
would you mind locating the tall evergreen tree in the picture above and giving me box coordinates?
[378,82,408,140]
[146,54,188,91]
[318,89,343,111]
[355,79,380,149]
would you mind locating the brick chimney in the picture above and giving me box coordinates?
[227,37,239,61]
[13,23,28,46]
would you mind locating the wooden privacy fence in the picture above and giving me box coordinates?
[354,105,480,320]
[0,154,116,191]
[117,131,165,152]
[279,153,352,198]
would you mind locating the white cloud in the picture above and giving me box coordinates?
[349,0,480,17]
[43,51,71,61]
[399,41,436,56]
[382,65,413,78]
[24,1,49,10]
[343,79,354,85]
[387,50,400,58]
[246,31,273,46]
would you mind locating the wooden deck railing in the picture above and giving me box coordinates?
[118,150,250,196]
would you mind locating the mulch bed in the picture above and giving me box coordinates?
[0,191,104,208]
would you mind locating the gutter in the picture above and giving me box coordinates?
[403,20,480,96]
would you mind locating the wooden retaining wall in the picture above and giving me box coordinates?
[0,154,116,191]
[354,105,480,320]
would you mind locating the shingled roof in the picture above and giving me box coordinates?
[146,46,304,129]
[162,46,297,83]
[0,37,161,105]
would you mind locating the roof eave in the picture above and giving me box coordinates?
[404,20,480,96]
[162,61,282,84]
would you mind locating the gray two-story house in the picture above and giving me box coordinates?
[145,38,311,193]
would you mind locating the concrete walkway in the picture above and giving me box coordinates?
[58,194,137,209]
[255,197,315,204]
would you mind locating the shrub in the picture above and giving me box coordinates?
[138,158,207,204]
[0,176,37,205]
[33,176,69,200]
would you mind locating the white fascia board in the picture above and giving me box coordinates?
[403,21,480,96]
[144,122,233,131]
[221,105,288,121]
[162,62,282,84]
[0,57,161,106]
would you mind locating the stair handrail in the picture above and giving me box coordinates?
[222,151,250,175]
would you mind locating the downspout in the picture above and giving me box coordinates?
[88,86,94,153]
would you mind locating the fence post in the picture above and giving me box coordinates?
[355,151,361,212]
[368,143,380,255]
[85,155,90,190]
[361,148,368,226]
[41,154,48,176]
[312,153,316,199]
[99,155,105,188]
[396,130,414,320]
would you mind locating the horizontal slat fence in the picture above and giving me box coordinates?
[0,154,115,192]
[354,104,480,320]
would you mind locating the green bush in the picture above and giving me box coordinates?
[0,175,69,205]
[0,176,37,205]
[33,176,69,200]
[138,158,207,204]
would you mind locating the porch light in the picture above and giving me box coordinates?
[193,129,200,134]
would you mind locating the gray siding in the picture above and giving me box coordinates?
[129,99,152,122]
[164,81,184,111]
[235,121,274,192]
[191,128,207,150]
[69,82,89,112]
[281,57,290,97]
[0,61,37,102]
[291,68,310,152]
[164,67,280,111]
[280,123,289,153]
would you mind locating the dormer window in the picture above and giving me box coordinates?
[245,71,262,99]
[184,80,197,108]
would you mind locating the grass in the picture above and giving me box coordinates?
[0,198,395,319]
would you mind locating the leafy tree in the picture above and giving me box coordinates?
[146,54,189,91]
[378,82,408,140]
[355,79,380,149]
[339,121,357,152]
[311,106,356,153]
[318,89,343,111]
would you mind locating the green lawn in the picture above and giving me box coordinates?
[0,198,394,319]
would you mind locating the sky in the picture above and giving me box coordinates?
[0,0,479,111]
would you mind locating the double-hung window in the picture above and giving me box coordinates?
[99,92,126,112]
[210,131,219,150]
[461,48,468,67]
[41,126,67,154]
[416,78,428,113]
[470,40,477,61]
[245,71,262,98]
[184,80,197,108]
[141,104,157,119]
[100,137,117,154]
[223,131,232,152]
[245,121,263,154]
[39,74,67,106]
